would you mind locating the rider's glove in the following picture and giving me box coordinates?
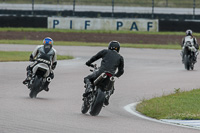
[52,62,57,70]
[85,61,91,67]
[29,55,34,62]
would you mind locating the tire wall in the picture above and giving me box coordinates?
[0,16,47,28]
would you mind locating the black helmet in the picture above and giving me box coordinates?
[108,41,120,52]
[186,29,192,36]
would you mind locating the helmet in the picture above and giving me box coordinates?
[108,41,120,52]
[43,37,53,53]
[43,37,53,46]
[186,29,192,36]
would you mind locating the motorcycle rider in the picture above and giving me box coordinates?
[181,29,199,63]
[83,41,124,105]
[22,37,57,91]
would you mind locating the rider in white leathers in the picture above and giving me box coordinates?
[23,37,57,91]
[181,29,199,63]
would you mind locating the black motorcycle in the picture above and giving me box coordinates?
[81,64,115,116]
[183,41,198,70]
[27,59,52,98]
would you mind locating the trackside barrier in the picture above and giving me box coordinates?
[48,17,159,32]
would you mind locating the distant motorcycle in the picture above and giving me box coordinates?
[183,41,198,70]
[26,59,52,98]
[81,64,115,116]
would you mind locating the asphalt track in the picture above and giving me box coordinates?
[1,44,200,133]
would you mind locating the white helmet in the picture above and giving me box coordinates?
[186,29,192,36]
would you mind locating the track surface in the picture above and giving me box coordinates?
[1,44,200,133]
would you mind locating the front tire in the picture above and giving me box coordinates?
[81,98,90,114]
[90,89,105,116]
[29,76,42,98]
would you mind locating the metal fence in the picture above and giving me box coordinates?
[0,0,199,17]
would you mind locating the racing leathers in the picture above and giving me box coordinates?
[181,35,199,63]
[23,45,57,91]
[83,49,124,105]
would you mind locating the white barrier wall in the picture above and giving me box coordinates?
[48,17,159,32]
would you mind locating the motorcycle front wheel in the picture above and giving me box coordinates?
[81,97,90,114]
[29,76,42,98]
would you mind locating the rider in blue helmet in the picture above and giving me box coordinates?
[23,37,57,91]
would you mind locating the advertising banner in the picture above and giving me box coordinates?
[48,17,159,32]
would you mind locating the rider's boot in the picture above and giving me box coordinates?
[180,51,184,63]
[83,83,93,97]
[104,88,114,106]
[104,96,110,106]
[43,80,50,92]
[23,71,32,85]
[194,56,197,63]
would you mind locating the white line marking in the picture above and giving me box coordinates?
[124,102,200,130]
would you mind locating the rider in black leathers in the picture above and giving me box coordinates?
[83,41,124,105]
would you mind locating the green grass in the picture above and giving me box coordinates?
[0,51,73,62]
[0,40,181,50]
[0,27,190,36]
[2,27,200,37]
[136,88,200,120]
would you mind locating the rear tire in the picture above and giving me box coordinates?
[90,89,105,116]
[184,55,190,70]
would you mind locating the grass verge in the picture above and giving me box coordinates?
[0,51,73,62]
[136,88,200,120]
[0,40,181,50]
[0,27,189,36]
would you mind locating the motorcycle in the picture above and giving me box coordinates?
[182,41,198,70]
[26,59,52,98]
[81,64,115,116]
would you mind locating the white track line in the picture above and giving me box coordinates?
[124,102,200,130]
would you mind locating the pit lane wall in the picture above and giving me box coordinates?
[48,17,159,32]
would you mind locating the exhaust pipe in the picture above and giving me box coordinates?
[105,76,115,91]
[46,77,51,82]
[94,73,107,86]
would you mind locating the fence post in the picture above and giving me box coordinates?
[193,0,195,19]
[166,0,168,7]
[112,0,114,17]
[73,0,75,16]
[152,0,154,18]
[32,0,34,15]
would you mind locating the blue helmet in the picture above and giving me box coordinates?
[43,37,53,53]
[43,37,53,46]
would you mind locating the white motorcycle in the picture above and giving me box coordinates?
[182,41,198,70]
[28,59,52,98]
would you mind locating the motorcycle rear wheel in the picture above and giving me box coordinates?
[184,55,190,70]
[90,89,105,116]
